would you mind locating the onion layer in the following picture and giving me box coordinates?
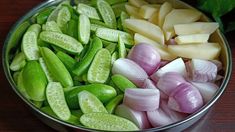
[143,79,168,99]
[168,83,203,114]
[124,88,160,111]
[128,43,161,75]
[147,100,186,127]
[157,72,187,96]
[112,58,148,87]
[190,59,217,82]
[115,104,151,129]
[190,81,218,103]
[151,58,187,81]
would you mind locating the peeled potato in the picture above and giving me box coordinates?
[158,2,173,27]
[157,46,177,60]
[139,5,158,19]
[174,22,219,35]
[163,9,202,40]
[125,4,142,19]
[134,33,162,47]
[148,12,159,25]
[134,33,176,60]
[129,0,148,8]
[124,19,165,45]
[168,43,221,60]
[175,34,210,44]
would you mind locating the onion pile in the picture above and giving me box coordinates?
[112,43,221,128]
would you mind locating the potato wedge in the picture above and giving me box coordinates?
[175,34,210,44]
[129,0,148,8]
[124,19,165,44]
[174,22,219,35]
[148,11,159,25]
[125,4,142,19]
[139,5,158,19]
[168,43,221,60]
[158,2,173,27]
[134,33,162,47]
[163,9,202,40]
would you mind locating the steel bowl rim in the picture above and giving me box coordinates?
[2,0,233,131]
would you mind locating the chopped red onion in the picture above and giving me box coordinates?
[143,79,168,99]
[128,43,161,75]
[190,81,218,103]
[151,58,187,80]
[124,88,160,111]
[112,58,148,87]
[157,72,187,95]
[190,59,218,82]
[168,83,203,114]
[115,104,151,129]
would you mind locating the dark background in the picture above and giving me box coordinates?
[0,0,234,131]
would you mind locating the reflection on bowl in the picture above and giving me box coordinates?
[2,0,232,131]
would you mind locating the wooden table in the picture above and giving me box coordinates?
[0,0,234,131]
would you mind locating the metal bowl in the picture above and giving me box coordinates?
[2,0,232,131]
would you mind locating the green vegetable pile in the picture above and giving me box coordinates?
[9,0,140,131]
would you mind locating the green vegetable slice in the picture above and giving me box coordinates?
[17,70,30,99]
[65,84,117,109]
[40,31,83,54]
[22,24,41,60]
[105,42,117,54]
[42,21,62,33]
[80,113,139,131]
[39,57,56,82]
[96,27,133,46]
[73,37,103,76]
[67,19,78,38]
[77,3,101,20]
[22,61,47,101]
[47,1,70,22]
[90,19,110,32]
[40,47,73,87]
[56,51,76,75]
[111,74,136,92]
[78,90,108,114]
[57,6,71,33]
[78,14,90,44]
[46,82,71,121]
[87,49,111,83]
[118,35,126,58]
[10,52,26,71]
[105,94,123,114]
[97,0,117,29]
[111,51,118,64]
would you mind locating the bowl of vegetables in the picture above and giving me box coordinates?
[2,0,232,131]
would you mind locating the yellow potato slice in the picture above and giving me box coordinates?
[158,2,173,27]
[175,34,210,44]
[168,43,221,60]
[163,9,202,40]
[125,4,142,19]
[124,19,165,44]
[174,22,219,35]
[139,5,158,19]
[129,0,148,8]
